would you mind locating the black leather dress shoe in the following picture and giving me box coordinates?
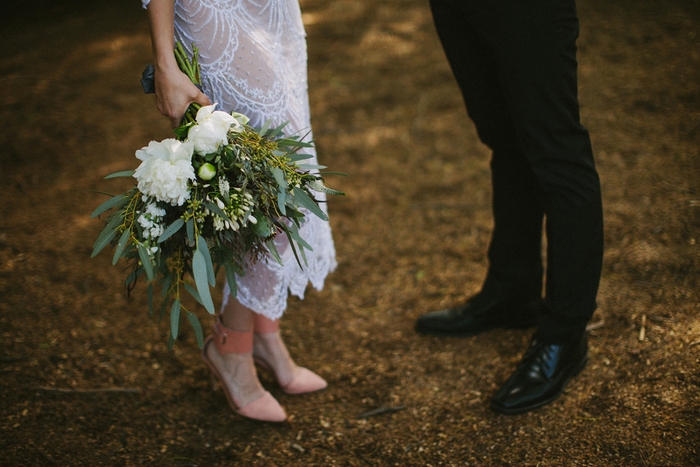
[490,336,588,415]
[414,294,540,337]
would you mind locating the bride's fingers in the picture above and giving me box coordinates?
[194,90,212,107]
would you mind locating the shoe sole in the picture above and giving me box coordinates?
[490,355,589,415]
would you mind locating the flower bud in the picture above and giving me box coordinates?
[198,163,217,180]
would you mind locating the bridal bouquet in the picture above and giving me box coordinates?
[91,43,342,347]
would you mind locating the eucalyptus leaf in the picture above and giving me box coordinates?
[292,187,328,221]
[170,299,181,340]
[91,194,129,219]
[148,284,154,318]
[91,212,124,257]
[159,295,169,322]
[186,311,204,348]
[288,222,312,251]
[104,170,135,179]
[259,119,271,136]
[158,218,185,243]
[277,189,287,216]
[160,274,173,298]
[197,235,216,286]
[186,218,194,244]
[279,223,304,268]
[193,249,215,314]
[203,201,231,223]
[295,164,327,170]
[137,243,154,281]
[224,262,238,299]
[183,283,204,307]
[265,238,283,265]
[112,229,131,265]
[286,153,314,162]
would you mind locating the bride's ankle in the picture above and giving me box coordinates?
[253,332,299,383]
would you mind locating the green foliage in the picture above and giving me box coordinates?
[90,43,345,348]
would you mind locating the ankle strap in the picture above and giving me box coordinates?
[213,316,253,354]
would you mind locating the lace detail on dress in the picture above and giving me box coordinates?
[144,0,336,319]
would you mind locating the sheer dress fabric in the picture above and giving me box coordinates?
[142,0,337,319]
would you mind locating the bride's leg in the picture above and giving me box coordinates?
[201,299,286,422]
[253,314,327,394]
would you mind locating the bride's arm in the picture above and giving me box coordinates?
[145,0,211,127]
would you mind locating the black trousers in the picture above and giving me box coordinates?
[430,0,604,342]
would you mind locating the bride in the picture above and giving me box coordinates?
[143,0,337,422]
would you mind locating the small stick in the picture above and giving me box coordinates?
[357,406,406,419]
[638,314,646,342]
[586,319,605,332]
[35,386,140,394]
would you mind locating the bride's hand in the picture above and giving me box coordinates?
[153,63,212,128]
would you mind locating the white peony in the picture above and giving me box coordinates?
[133,139,196,206]
[187,104,242,155]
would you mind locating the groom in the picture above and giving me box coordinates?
[415,0,604,414]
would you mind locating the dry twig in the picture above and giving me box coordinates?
[357,406,406,419]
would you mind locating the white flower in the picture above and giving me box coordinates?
[219,177,230,199]
[137,201,166,241]
[213,217,226,231]
[231,111,250,126]
[187,104,241,155]
[134,139,196,206]
[145,203,166,218]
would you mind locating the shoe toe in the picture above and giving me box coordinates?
[237,391,287,422]
[283,367,328,395]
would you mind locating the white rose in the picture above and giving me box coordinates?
[133,139,196,206]
[187,104,241,155]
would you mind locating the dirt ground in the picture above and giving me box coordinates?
[1,0,699,465]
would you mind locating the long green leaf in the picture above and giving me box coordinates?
[288,222,312,251]
[224,262,238,299]
[203,201,231,223]
[90,194,129,218]
[158,218,185,243]
[159,296,169,322]
[91,213,123,257]
[104,170,135,179]
[187,311,204,349]
[197,236,216,286]
[137,243,154,281]
[186,218,194,244]
[279,223,304,268]
[112,229,131,265]
[170,299,181,340]
[183,283,204,307]
[265,239,283,265]
[192,249,215,314]
[276,189,287,216]
[147,284,154,318]
[286,153,314,162]
[292,187,328,221]
[259,119,271,136]
[295,164,327,170]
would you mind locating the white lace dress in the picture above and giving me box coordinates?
[143,0,337,319]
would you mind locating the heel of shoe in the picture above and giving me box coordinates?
[202,318,287,422]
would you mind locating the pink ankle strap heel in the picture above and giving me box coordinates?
[201,316,287,422]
